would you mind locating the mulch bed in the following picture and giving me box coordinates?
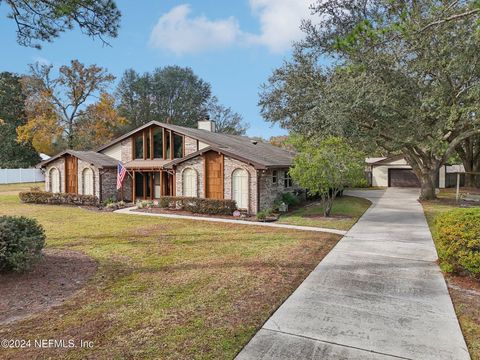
[0,249,97,325]
[135,207,261,221]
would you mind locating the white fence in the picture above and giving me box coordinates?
[0,168,44,184]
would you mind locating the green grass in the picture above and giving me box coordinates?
[0,181,44,194]
[0,183,340,359]
[278,196,371,230]
[422,197,480,360]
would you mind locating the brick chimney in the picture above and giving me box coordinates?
[197,116,216,132]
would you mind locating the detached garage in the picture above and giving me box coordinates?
[367,155,446,188]
[388,169,420,187]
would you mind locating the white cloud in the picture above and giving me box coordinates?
[247,0,314,53]
[149,4,241,55]
[148,1,315,55]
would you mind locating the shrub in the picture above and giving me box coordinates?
[435,208,480,278]
[281,192,300,207]
[103,196,117,206]
[30,186,41,192]
[19,191,99,206]
[256,210,267,221]
[105,201,127,210]
[0,216,46,272]
[137,200,154,209]
[157,196,237,215]
[257,208,274,221]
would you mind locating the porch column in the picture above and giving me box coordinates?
[132,170,136,203]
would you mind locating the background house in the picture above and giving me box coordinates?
[366,155,465,188]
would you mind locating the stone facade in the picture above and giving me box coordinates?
[173,154,304,214]
[77,159,100,199]
[184,136,198,156]
[223,156,258,213]
[258,168,304,211]
[45,157,65,193]
[175,157,205,198]
[121,138,133,162]
[100,168,118,201]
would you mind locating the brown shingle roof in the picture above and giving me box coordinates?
[97,121,295,169]
[37,150,118,168]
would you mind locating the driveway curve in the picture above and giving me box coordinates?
[236,188,470,360]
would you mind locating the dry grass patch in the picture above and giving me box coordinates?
[0,183,340,359]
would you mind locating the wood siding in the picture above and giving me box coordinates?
[65,155,78,194]
[204,151,224,199]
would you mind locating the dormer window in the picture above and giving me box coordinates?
[173,133,184,158]
[134,134,143,159]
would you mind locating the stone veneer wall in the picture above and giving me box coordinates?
[184,136,198,156]
[257,168,303,211]
[100,168,118,201]
[121,138,133,162]
[223,156,258,213]
[173,154,304,214]
[45,157,65,193]
[77,159,100,199]
[175,157,205,198]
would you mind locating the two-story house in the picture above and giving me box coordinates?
[38,120,301,214]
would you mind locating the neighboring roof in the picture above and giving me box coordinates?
[124,159,172,170]
[39,153,50,161]
[370,154,406,165]
[37,150,118,169]
[446,164,465,173]
[98,120,296,169]
[365,157,386,164]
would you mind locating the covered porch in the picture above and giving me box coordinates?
[124,160,176,202]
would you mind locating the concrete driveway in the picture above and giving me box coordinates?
[236,188,470,360]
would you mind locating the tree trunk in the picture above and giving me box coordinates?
[456,136,480,188]
[418,171,437,200]
[403,151,439,201]
[322,195,333,217]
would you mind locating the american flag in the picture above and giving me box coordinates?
[117,163,127,190]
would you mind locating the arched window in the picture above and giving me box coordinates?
[232,168,249,209]
[182,168,197,197]
[82,168,94,196]
[49,167,60,193]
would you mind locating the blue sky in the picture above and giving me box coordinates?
[0,0,317,138]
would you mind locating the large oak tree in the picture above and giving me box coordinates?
[260,0,480,199]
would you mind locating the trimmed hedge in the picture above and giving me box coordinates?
[0,216,46,272]
[157,196,237,215]
[19,191,99,206]
[435,208,480,278]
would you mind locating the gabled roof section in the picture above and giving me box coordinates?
[37,150,118,169]
[98,120,296,169]
[371,154,406,165]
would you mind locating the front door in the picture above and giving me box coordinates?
[205,152,224,199]
[65,155,78,194]
[161,172,174,196]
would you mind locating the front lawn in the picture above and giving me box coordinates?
[422,195,480,359]
[278,195,371,230]
[0,181,44,195]
[0,184,340,359]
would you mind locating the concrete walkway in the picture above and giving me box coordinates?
[236,188,470,360]
[114,207,347,236]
